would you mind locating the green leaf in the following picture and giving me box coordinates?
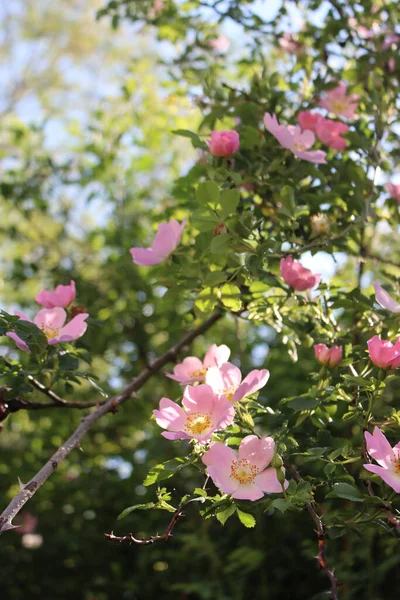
[117,502,156,520]
[14,320,48,352]
[195,287,218,313]
[286,397,318,411]
[237,509,256,528]
[216,504,236,525]
[326,482,364,502]
[196,181,220,206]
[271,498,291,513]
[220,283,242,312]
[203,271,227,287]
[219,189,240,219]
[210,233,231,255]
[143,458,190,486]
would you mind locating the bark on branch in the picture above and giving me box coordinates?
[0,311,222,534]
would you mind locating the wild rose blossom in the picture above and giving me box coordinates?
[367,335,400,369]
[202,435,288,500]
[130,219,186,266]
[264,113,327,164]
[209,36,230,52]
[314,344,343,367]
[207,130,240,158]
[316,119,349,151]
[206,362,270,402]
[319,83,359,119]
[35,281,76,309]
[7,308,89,352]
[297,111,323,132]
[166,343,231,384]
[153,384,235,442]
[280,256,321,291]
[373,281,400,313]
[385,183,400,202]
[364,427,400,493]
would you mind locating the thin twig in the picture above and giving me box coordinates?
[0,312,222,533]
[284,459,339,600]
[2,357,68,405]
[105,506,185,546]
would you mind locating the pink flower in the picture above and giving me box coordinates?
[382,34,400,51]
[205,362,269,402]
[210,36,230,52]
[264,113,327,164]
[316,118,349,151]
[35,281,76,309]
[280,256,321,291]
[202,435,289,500]
[314,344,343,367]
[385,183,400,202]
[278,32,304,55]
[153,384,235,442]
[373,281,400,313]
[130,219,186,266]
[166,343,231,384]
[367,335,400,369]
[319,83,359,119]
[364,427,400,493]
[7,308,89,352]
[207,130,240,158]
[297,111,323,132]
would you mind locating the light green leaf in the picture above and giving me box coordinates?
[237,509,256,528]
[196,181,220,206]
[220,283,242,312]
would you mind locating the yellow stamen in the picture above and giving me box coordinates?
[184,412,212,436]
[189,368,207,378]
[230,459,258,484]
[42,326,60,340]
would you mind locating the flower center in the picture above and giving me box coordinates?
[41,326,60,340]
[392,452,400,474]
[292,140,307,152]
[331,99,346,113]
[224,386,237,402]
[188,368,207,379]
[184,412,212,436]
[230,459,258,484]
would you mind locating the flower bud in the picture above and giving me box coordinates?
[314,344,343,368]
[207,130,240,158]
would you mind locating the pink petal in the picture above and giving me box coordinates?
[162,431,190,441]
[232,483,264,501]
[365,427,394,468]
[130,248,163,266]
[373,281,400,313]
[202,442,237,467]
[203,343,231,368]
[255,467,289,493]
[53,313,88,344]
[238,435,275,471]
[153,397,187,431]
[36,281,76,309]
[15,311,33,322]
[182,384,215,414]
[363,464,400,493]
[232,369,270,402]
[205,362,242,396]
[152,220,185,258]
[34,308,66,331]
[6,332,30,353]
[210,397,236,429]
[207,465,240,495]
[293,149,327,164]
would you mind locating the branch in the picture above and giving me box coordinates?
[104,506,185,546]
[1,357,68,406]
[0,311,222,534]
[284,459,340,600]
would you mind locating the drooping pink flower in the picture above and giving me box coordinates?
[210,35,230,52]
[166,343,231,384]
[367,335,400,369]
[373,281,400,313]
[280,256,321,291]
[202,435,288,500]
[7,308,89,352]
[319,83,359,119]
[206,362,269,402]
[385,183,400,202]
[264,113,327,164]
[153,384,235,443]
[35,281,76,309]
[316,119,349,151]
[314,344,343,367]
[207,130,240,158]
[130,219,186,266]
[297,111,323,132]
[364,427,400,493]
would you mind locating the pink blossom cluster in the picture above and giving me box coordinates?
[155,344,287,500]
[7,281,88,353]
[297,111,349,151]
